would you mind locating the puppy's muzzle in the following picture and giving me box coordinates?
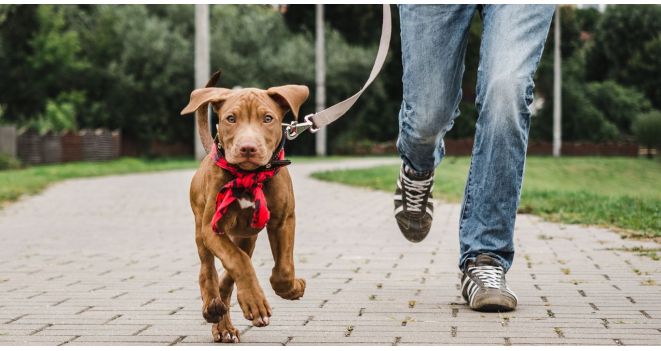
[239,143,258,158]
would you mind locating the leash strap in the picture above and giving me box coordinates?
[285,4,392,139]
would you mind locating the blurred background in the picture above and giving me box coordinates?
[0,4,659,165]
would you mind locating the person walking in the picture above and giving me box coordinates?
[393,5,555,312]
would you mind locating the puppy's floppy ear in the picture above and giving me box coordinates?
[266,85,310,119]
[180,87,232,115]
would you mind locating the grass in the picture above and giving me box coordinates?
[0,155,347,208]
[0,157,198,206]
[311,156,661,239]
[3,155,659,238]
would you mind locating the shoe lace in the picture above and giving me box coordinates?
[402,173,433,213]
[468,265,503,289]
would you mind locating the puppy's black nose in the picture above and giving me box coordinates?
[239,143,258,157]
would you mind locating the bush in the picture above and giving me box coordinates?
[624,35,661,110]
[0,153,21,170]
[632,110,661,150]
[533,77,619,142]
[586,5,661,108]
[21,91,81,135]
[531,50,653,142]
[585,80,652,135]
[565,82,619,142]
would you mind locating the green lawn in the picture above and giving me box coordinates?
[0,158,198,206]
[0,155,346,208]
[311,157,661,239]
[3,156,659,239]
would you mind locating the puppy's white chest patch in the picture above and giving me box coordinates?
[237,196,255,209]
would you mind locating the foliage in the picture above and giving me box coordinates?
[559,81,619,142]
[534,78,653,142]
[556,5,583,59]
[0,153,21,170]
[632,110,661,150]
[0,5,659,153]
[585,5,661,108]
[574,7,600,33]
[534,5,658,142]
[283,5,402,152]
[0,4,391,155]
[533,51,619,142]
[27,6,88,80]
[2,6,207,145]
[584,81,652,135]
[206,5,392,154]
[623,35,661,110]
[72,5,194,143]
[22,91,82,134]
[311,157,661,237]
[0,6,88,125]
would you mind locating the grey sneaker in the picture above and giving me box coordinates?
[393,164,434,243]
[461,254,518,312]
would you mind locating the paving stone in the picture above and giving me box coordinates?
[67,341,172,346]
[0,158,659,345]
[75,335,179,343]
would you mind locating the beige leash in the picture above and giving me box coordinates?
[284,4,392,140]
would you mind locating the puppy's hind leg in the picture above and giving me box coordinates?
[212,236,258,343]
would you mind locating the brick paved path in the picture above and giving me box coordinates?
[0,158,659,346]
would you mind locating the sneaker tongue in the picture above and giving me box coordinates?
[474,254,500,267]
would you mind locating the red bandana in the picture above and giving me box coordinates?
[211,147,286,234]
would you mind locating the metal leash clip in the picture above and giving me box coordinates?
[284,114,320,140]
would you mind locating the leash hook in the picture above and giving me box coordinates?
[283,114,319,140]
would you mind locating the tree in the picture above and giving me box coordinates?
[1,5,657,153]
[202,5,390,154]
[283,5,383,46]
[586,5,661,108]
[575,7,600,33]
[632,110,661,157]
[532,49,620,142]
[65,5,194,144]
[282,5,403,150]
[623,35,661,110]
[534,79,619,142]
[584,80,652,135]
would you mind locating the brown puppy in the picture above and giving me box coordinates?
[181,73,309,343]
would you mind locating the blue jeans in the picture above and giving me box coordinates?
[397,5,554,272]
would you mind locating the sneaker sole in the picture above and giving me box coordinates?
[470,294,517,312]
[394,218,431,243]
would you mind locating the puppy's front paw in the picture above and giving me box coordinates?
[202,296,227,323]
[212,320,240,343]
[274,278,306,300]
[237,288,272,327]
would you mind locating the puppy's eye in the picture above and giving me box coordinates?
[226,115,236,123]
[263,115,273,123]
